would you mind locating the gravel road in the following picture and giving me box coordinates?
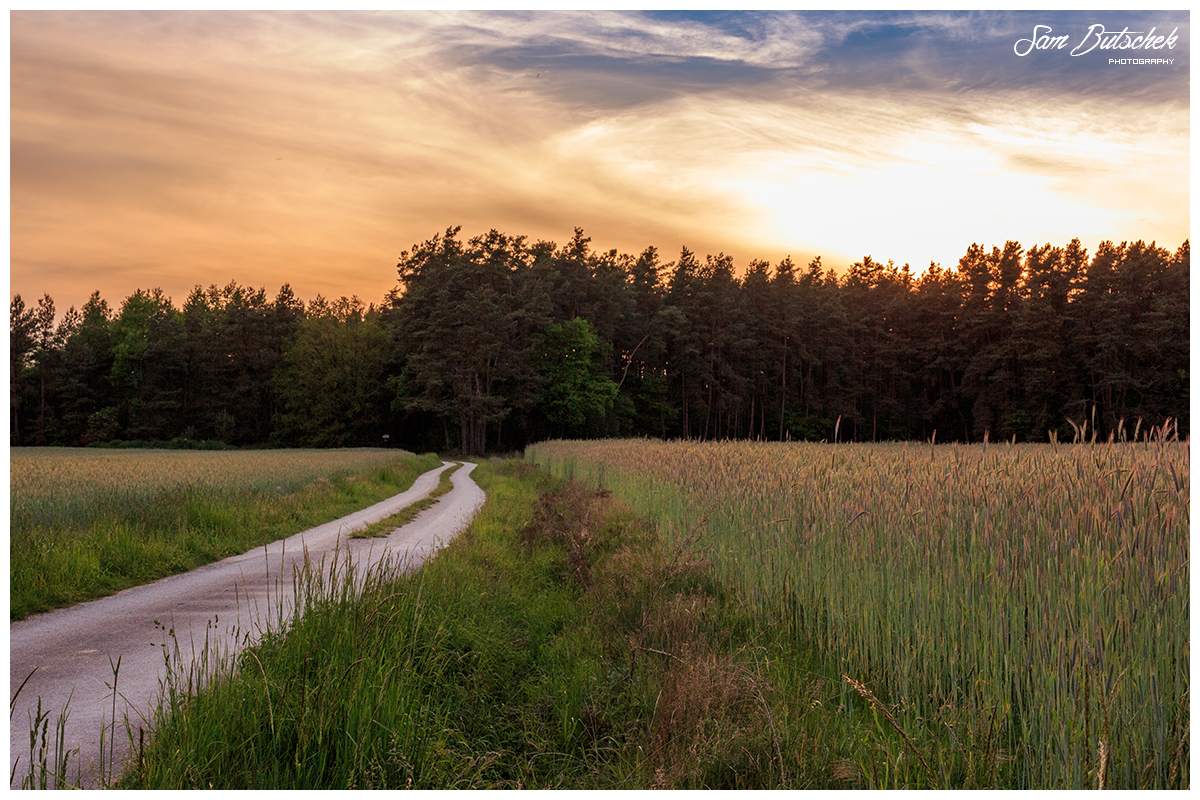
[9,461,485,789]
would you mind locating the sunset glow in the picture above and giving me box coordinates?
[11,10,1190,313]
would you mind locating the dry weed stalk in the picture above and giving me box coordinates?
[831,758,861,785]
[843,674,933,781]
[649,649,762,782]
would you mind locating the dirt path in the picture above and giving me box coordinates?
[9,461,485,789]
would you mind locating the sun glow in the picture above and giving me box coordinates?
[10,11,1189,308]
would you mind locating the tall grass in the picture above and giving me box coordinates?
[526,438,1189,789]
[125,460,842,789]
[127,460,592,789]
[10,449,442,619]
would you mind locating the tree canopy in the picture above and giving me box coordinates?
[11,231,1188,453]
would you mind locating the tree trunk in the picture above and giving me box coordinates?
[748,394,755,441]
[704,379,713,441]
[39,371,47,445]
[681,373,689,439]
[779,335,787,441]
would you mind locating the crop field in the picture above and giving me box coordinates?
[526,438,1190,789]
[10,447,439,618]
[11,447,413,531]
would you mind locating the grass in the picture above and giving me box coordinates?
[526,437,1190,789]
[31,441,1186,789]
[351,462,462,539]
[120,458,882,789]
[11,447,420,529]
[10,449,443,619]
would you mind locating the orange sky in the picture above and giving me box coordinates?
[10,10,1191,315]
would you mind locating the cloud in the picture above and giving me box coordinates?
[10,10,1190,313]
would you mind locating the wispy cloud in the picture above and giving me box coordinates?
[11,10,1189,312]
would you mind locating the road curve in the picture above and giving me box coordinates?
[9,461,485,789]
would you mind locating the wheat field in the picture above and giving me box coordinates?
[527,437,1189,789]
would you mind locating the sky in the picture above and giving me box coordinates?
[9,9,1192,315]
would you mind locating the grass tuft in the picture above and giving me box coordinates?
[351,462,462,539]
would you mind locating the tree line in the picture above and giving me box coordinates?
[10,228,1188,454]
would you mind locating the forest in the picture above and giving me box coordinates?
[10,228,1189,455]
